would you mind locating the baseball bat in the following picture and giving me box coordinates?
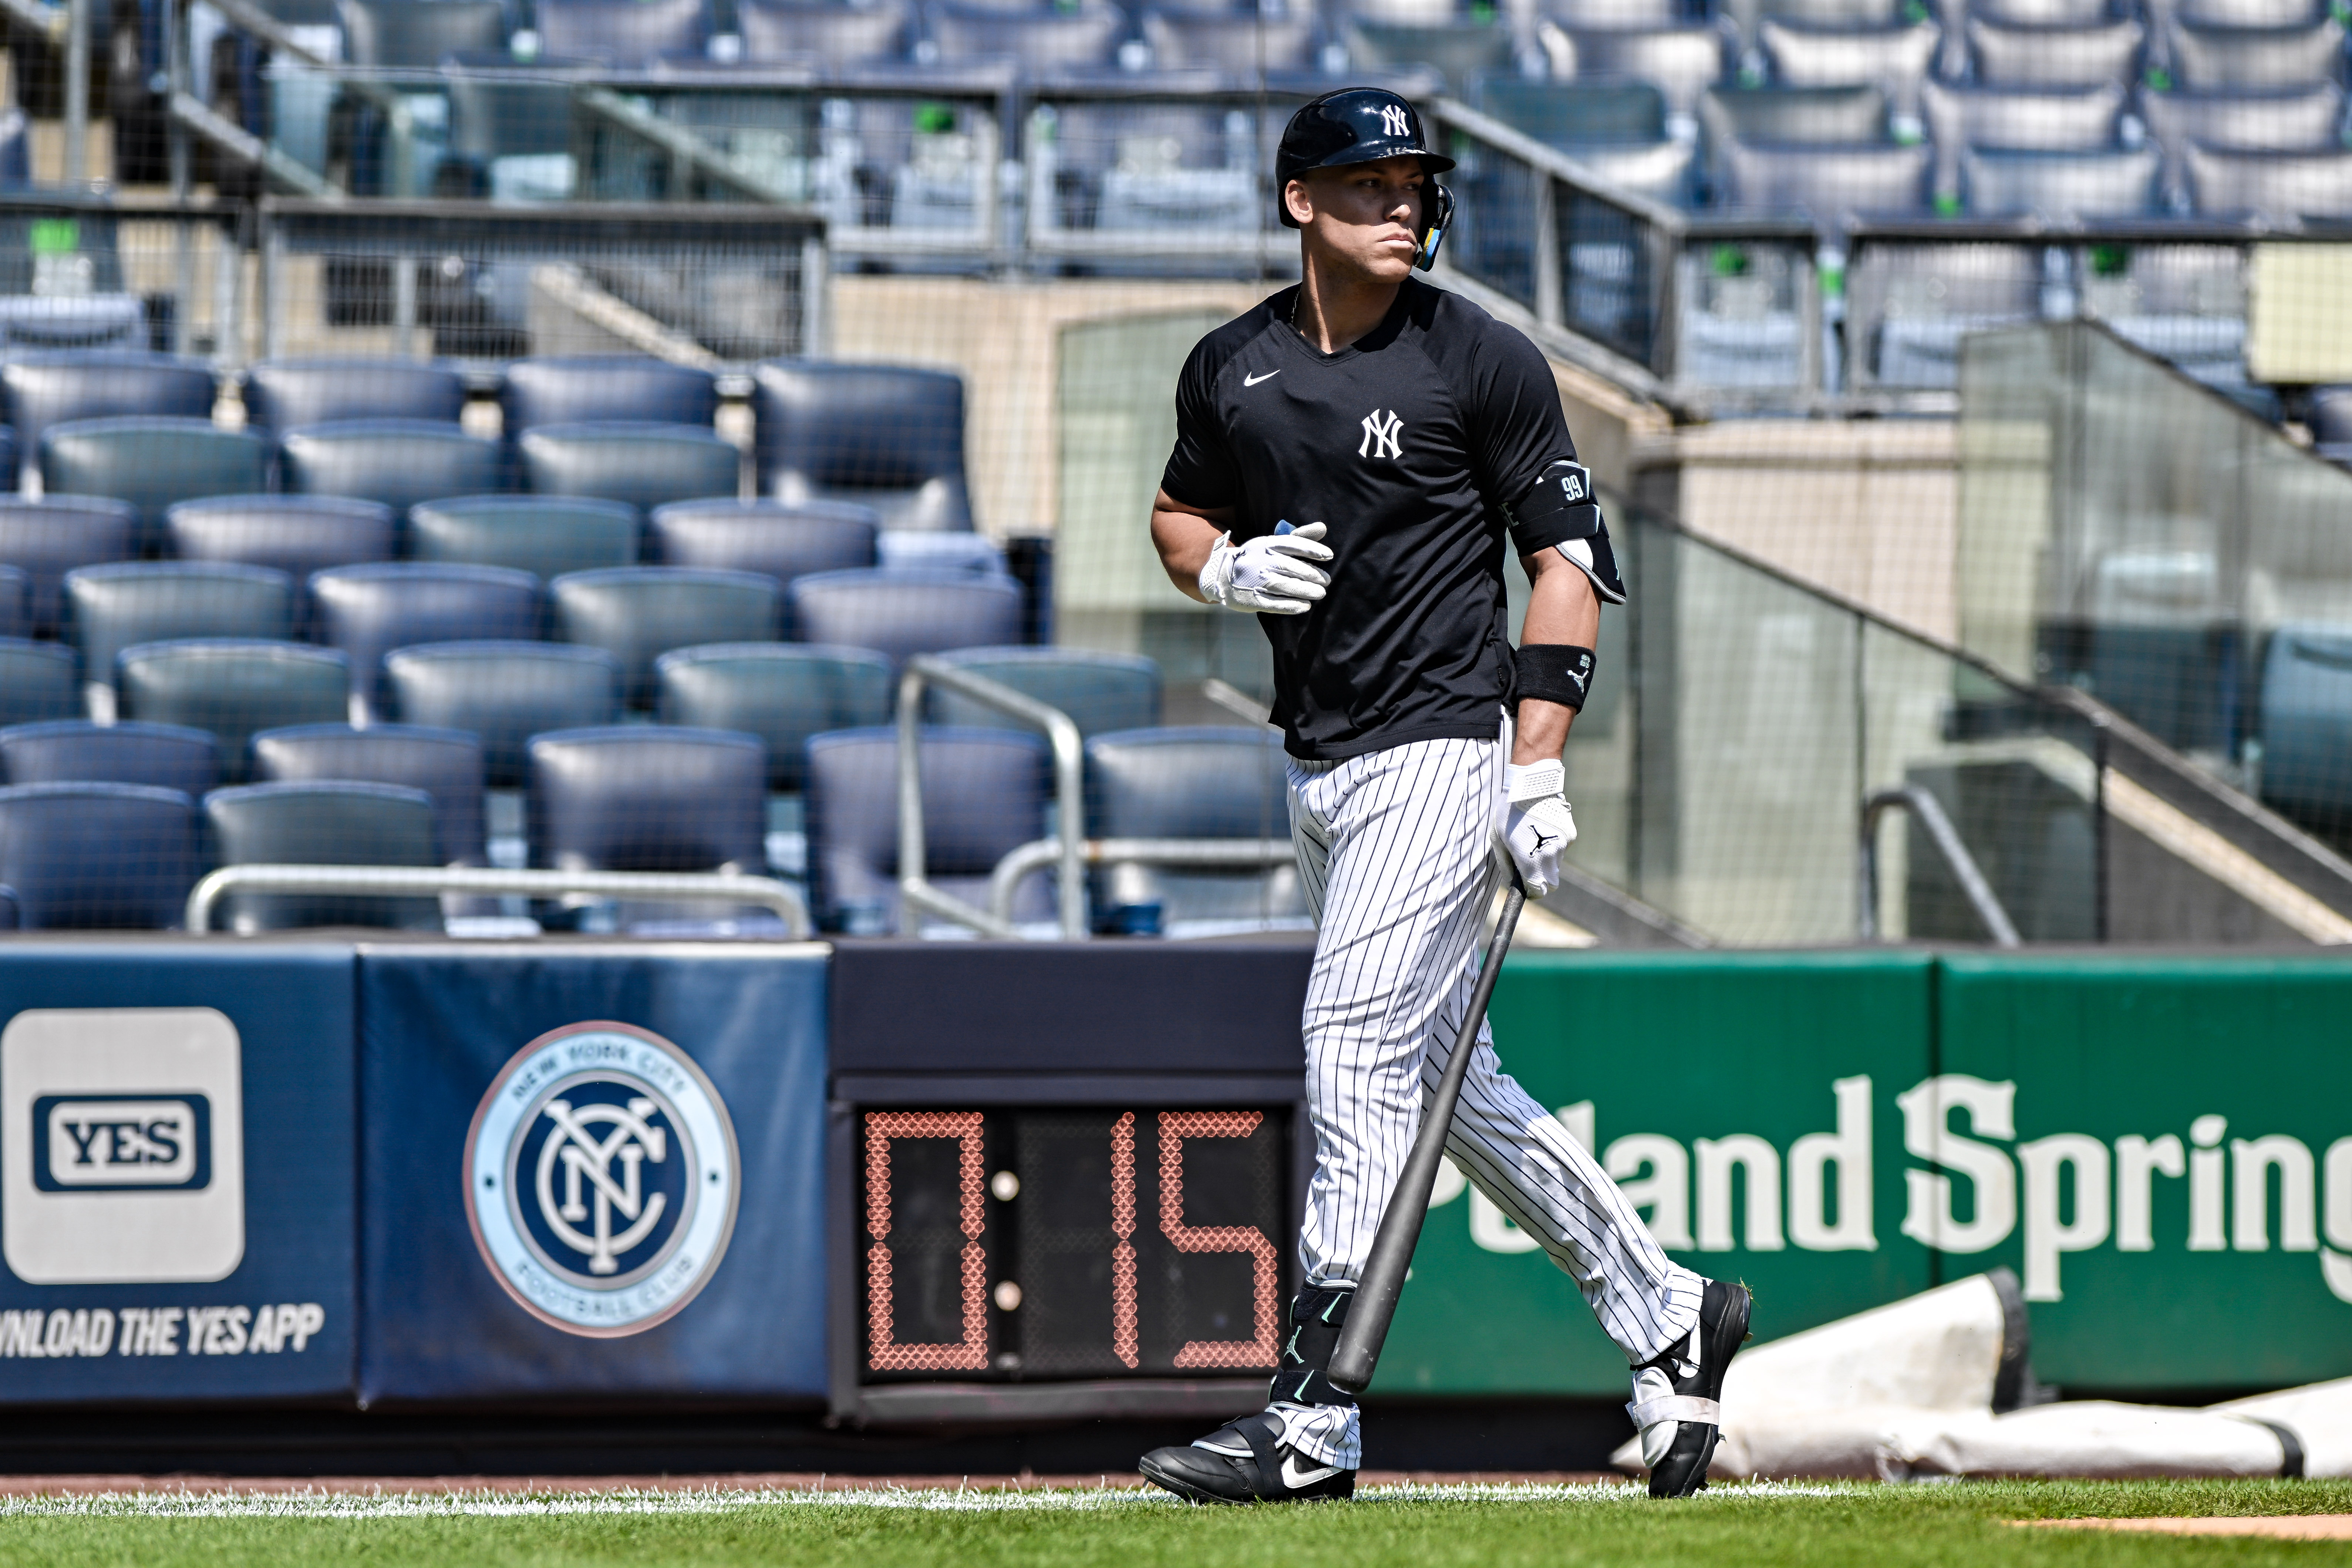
[1326,867,1527,1396]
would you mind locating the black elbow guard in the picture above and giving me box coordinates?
[1514,644,1595,711]
[1509,459,1604,552]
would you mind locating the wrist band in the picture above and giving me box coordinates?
[1514,644,1595,711]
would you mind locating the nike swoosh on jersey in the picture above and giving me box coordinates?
[1280,1453,1343,1488]
[1243,370,1280,387]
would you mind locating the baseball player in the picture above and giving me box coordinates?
[1134,89,1749,1504]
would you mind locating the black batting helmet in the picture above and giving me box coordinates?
[1274,87,1455,230]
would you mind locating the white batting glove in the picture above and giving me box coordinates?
[1199,521,1331,615]
[1505,759,1577,899]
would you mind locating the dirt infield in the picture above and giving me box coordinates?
[2024,1516,2352,1540]
[0,1471,1625,1498]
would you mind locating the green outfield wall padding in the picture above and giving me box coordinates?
[1375,951,1936,1397]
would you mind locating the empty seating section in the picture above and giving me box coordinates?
[551,567,782,708]
[204,780,444,930]
[0,498,132,637]
[239,360,468,434]
[753,363,975,531]
[311,563,542,723]
[409,497,639,580]
[499,358,719,434]
[280,421,503,517]
[165,497,399,588]
[65,563,297,682]
[44,420,270,545]
[0,783,198,928]
[252,723,488,865]
[657,644,892,791]
[789,570,1024,669]
[1084,726,1303,932]
[528,727,772,929]
[650,500,880,587]
[0,719,219,796]
[116,641,350,780]
[386,643,622,787]
[805,727,1051,933]
[518,424,742,512]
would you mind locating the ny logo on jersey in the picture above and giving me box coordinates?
[1379,104,1410,138]
[1359,409,1404,460]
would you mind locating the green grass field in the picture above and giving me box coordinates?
[3,1478,2349,1568]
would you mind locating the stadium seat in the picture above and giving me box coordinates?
[408,495,639,580]
[1479,78,1671,149]
[0,566,26,642]
[1756,0,1905,26]
[737,0,912,66]
[1849,241,2042,387]
[0,718,219,796]
[1140,8,1318,71]
[164,497,399,597]
[1966,17,2144,87]
[1714,138,1932,216]
[753,361,974,531]
[0,495,134,637]
[309,562,542,723]
[1032,101,1259,236]
[2169,16,2345,89]
[2185,145,2352,216]
[497,356,719,436]
[518,422,743,511]
[533,0,708,65]
[1,352,216,465]
[528,726,772,928]
[279,419,503,516]
[1759,19,1941,117]
[654,642,892,792]
[925,646,1162,738]
[252,721,487,865]
[1701,84,1888,145]
[202,779,442,931]
[930,3,1123,69]
[115,640,350,780]
[1544,25,1729,119]
[336,0,506,64]
[1922,81,2126,202]
[63,562,297,687]
[384,641,622,786]
[2310,385,2352,466]
[0,640,79,725]
[0,781,198,928]
[2174,0,2331,24]
[1973,0,2115,24]
[2257,624,2352,829]
[1083,725,1302,933]
[1543,0,1684,28]
[40,417,272,546]
[239,358,468,434]
[1347,18,1517,92]
[2138,82,2345,172]
[649,498,879,589]
[787,568,1025,668]
[551,566,782,708]
[803,725,1050,933]
[1964,146,2161,215]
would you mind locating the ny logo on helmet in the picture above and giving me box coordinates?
[1379,104,1410,138]
[1359,409,1404,460]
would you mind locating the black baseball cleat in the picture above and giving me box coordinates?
[1628,1278,1752,1497]
[1138,1410,1357,1505]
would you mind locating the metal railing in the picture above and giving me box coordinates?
[185,865,812,935]
[1857,784,2021,947]
[984,836,1294,928]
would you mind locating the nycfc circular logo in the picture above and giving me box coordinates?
[464,1022,738,1337]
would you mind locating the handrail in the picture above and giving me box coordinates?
[1858,785,2021,947]
[185,865,811,935]
[897,656,1086,941]
[987,837,1295,928]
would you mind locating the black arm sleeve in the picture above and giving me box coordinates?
[1159,337,1240,511]
[1462,325,1595,557]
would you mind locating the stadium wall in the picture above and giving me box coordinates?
[1,942,2346,1409]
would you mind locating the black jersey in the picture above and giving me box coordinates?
[1161,277,1618,761]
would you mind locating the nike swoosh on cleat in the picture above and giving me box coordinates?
[1243,370,1280,386]
[1280,1454,1341,1489]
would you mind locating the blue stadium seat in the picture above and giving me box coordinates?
[0,781,199,928]
[310,562,542,724]
[1544,24,1729,119]
[2258,624,2352,829]
[1966,16,2144,87]
[753,361,974,531]
[786,568,1023,668]
[803,725,1049,933]
[165,497,400,598]
[518,422,742,512]
[2,353,216,466]
[279,419,503,516]
[1715,138,1933,216]
[408,495,639,580]
[0,718,219,796]
[1348,17,1516,94]
[115,640,350,782]
[498,356,719,435]
[930,3,1123,69]
[533,0,709,64]
[240,358,469,434]
[1082,725,1301,932]
[550,566,781,708]
[1141,7,1317,70]
[2184,145,2352,218]
[1964,146,2161,215]
[2170,16,2345,91]
[41,417,272,546]
[0,564,26,640]
[64,562,297,687]
[528,725,772,929]
[203,779,442,931]
[0,639,79,725]
[655,642,892,792]
[1760,18,1942,118]
[384,640,621,786]
[337,0,506,63]
[737,0,911,65]
[252,721,487,865]
[649,498,879,591]
[0,496,137,638]
[926,646,1160,738]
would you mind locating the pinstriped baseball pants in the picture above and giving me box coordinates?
[1271,729,1704,1469]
